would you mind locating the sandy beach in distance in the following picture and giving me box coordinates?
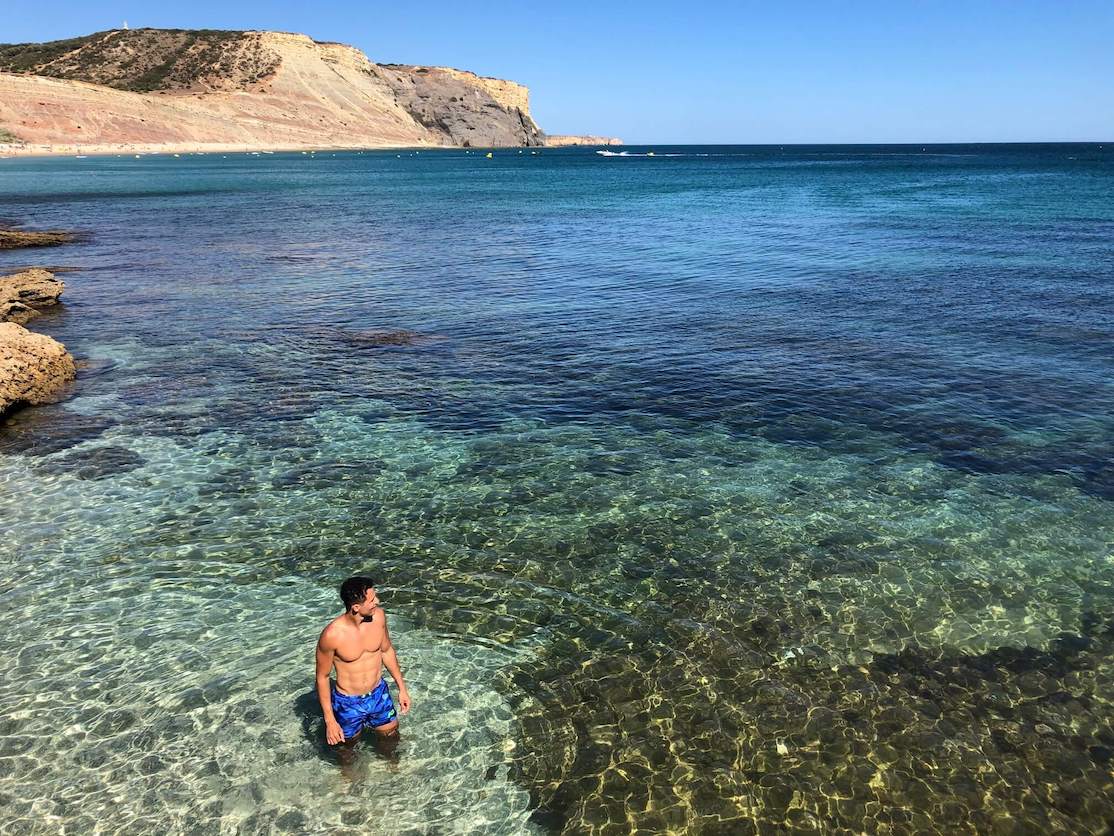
[0,141,451,159]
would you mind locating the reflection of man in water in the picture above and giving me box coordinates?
[316,576,411,751]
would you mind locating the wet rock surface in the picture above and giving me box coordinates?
[0,228,77,249]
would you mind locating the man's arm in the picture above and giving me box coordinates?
[315,630,345,744]
[380,612,411,714]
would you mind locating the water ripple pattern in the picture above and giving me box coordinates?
[1,144,1112,834]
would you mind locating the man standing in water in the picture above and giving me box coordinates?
[316,576,411,747]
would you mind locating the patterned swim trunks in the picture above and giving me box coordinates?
[331,679,397,739]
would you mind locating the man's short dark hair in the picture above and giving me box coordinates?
[340,576,377,612]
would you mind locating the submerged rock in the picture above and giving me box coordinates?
[0,407,114,454]
[0,229,77,250]
[0,268,65,322]
[0,322,76,414]
[336,328,426,347]
[35,445,147,480]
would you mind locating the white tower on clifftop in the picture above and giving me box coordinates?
[123,21,129,30]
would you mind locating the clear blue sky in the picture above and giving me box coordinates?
[6,1,1112,143]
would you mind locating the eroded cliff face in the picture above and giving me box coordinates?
[0,28,548,149]
[376,64,543,147]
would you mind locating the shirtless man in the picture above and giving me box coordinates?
[316,576,411,746]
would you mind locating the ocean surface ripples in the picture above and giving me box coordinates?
[1,144,1112,834]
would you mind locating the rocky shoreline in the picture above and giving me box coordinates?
[0,260,76,415]
[0,228,77,249]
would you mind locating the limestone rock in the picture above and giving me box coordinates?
[0,269,66,320]
[0,321,76,413]
[0,301,37,325]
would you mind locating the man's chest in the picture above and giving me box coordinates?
[336,623,385,660]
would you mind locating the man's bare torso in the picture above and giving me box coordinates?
[323,612,387,694]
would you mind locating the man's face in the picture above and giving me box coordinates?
[354,587,379,619]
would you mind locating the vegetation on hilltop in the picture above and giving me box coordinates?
[0,28,278,92]
[0,28,550,147]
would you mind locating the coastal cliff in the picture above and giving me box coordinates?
[0,28,568,153]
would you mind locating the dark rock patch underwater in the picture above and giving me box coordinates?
[496,613,1114,834]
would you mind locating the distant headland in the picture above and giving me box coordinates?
[0,28,620,157]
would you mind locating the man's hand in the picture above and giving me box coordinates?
[397,686,411,715]
[325,719,346,745]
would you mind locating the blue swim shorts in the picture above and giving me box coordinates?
[331,679,397,739]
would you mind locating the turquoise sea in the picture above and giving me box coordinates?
[1,144,1112,834]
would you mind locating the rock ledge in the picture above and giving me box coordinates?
[0,268,66,323]
[0,229,77,250]
[0,268,74,414]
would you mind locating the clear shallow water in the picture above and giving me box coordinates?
[1,144,1113,834]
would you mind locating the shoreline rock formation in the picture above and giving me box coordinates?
[0,228,78,249]
[0,28,617,155]
[0,267,75,414]
[0,268,66,323]
[544,135,624,147]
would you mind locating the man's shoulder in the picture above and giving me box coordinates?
[318,614,348,646]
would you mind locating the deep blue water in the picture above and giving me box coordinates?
[1,144,1112,834]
